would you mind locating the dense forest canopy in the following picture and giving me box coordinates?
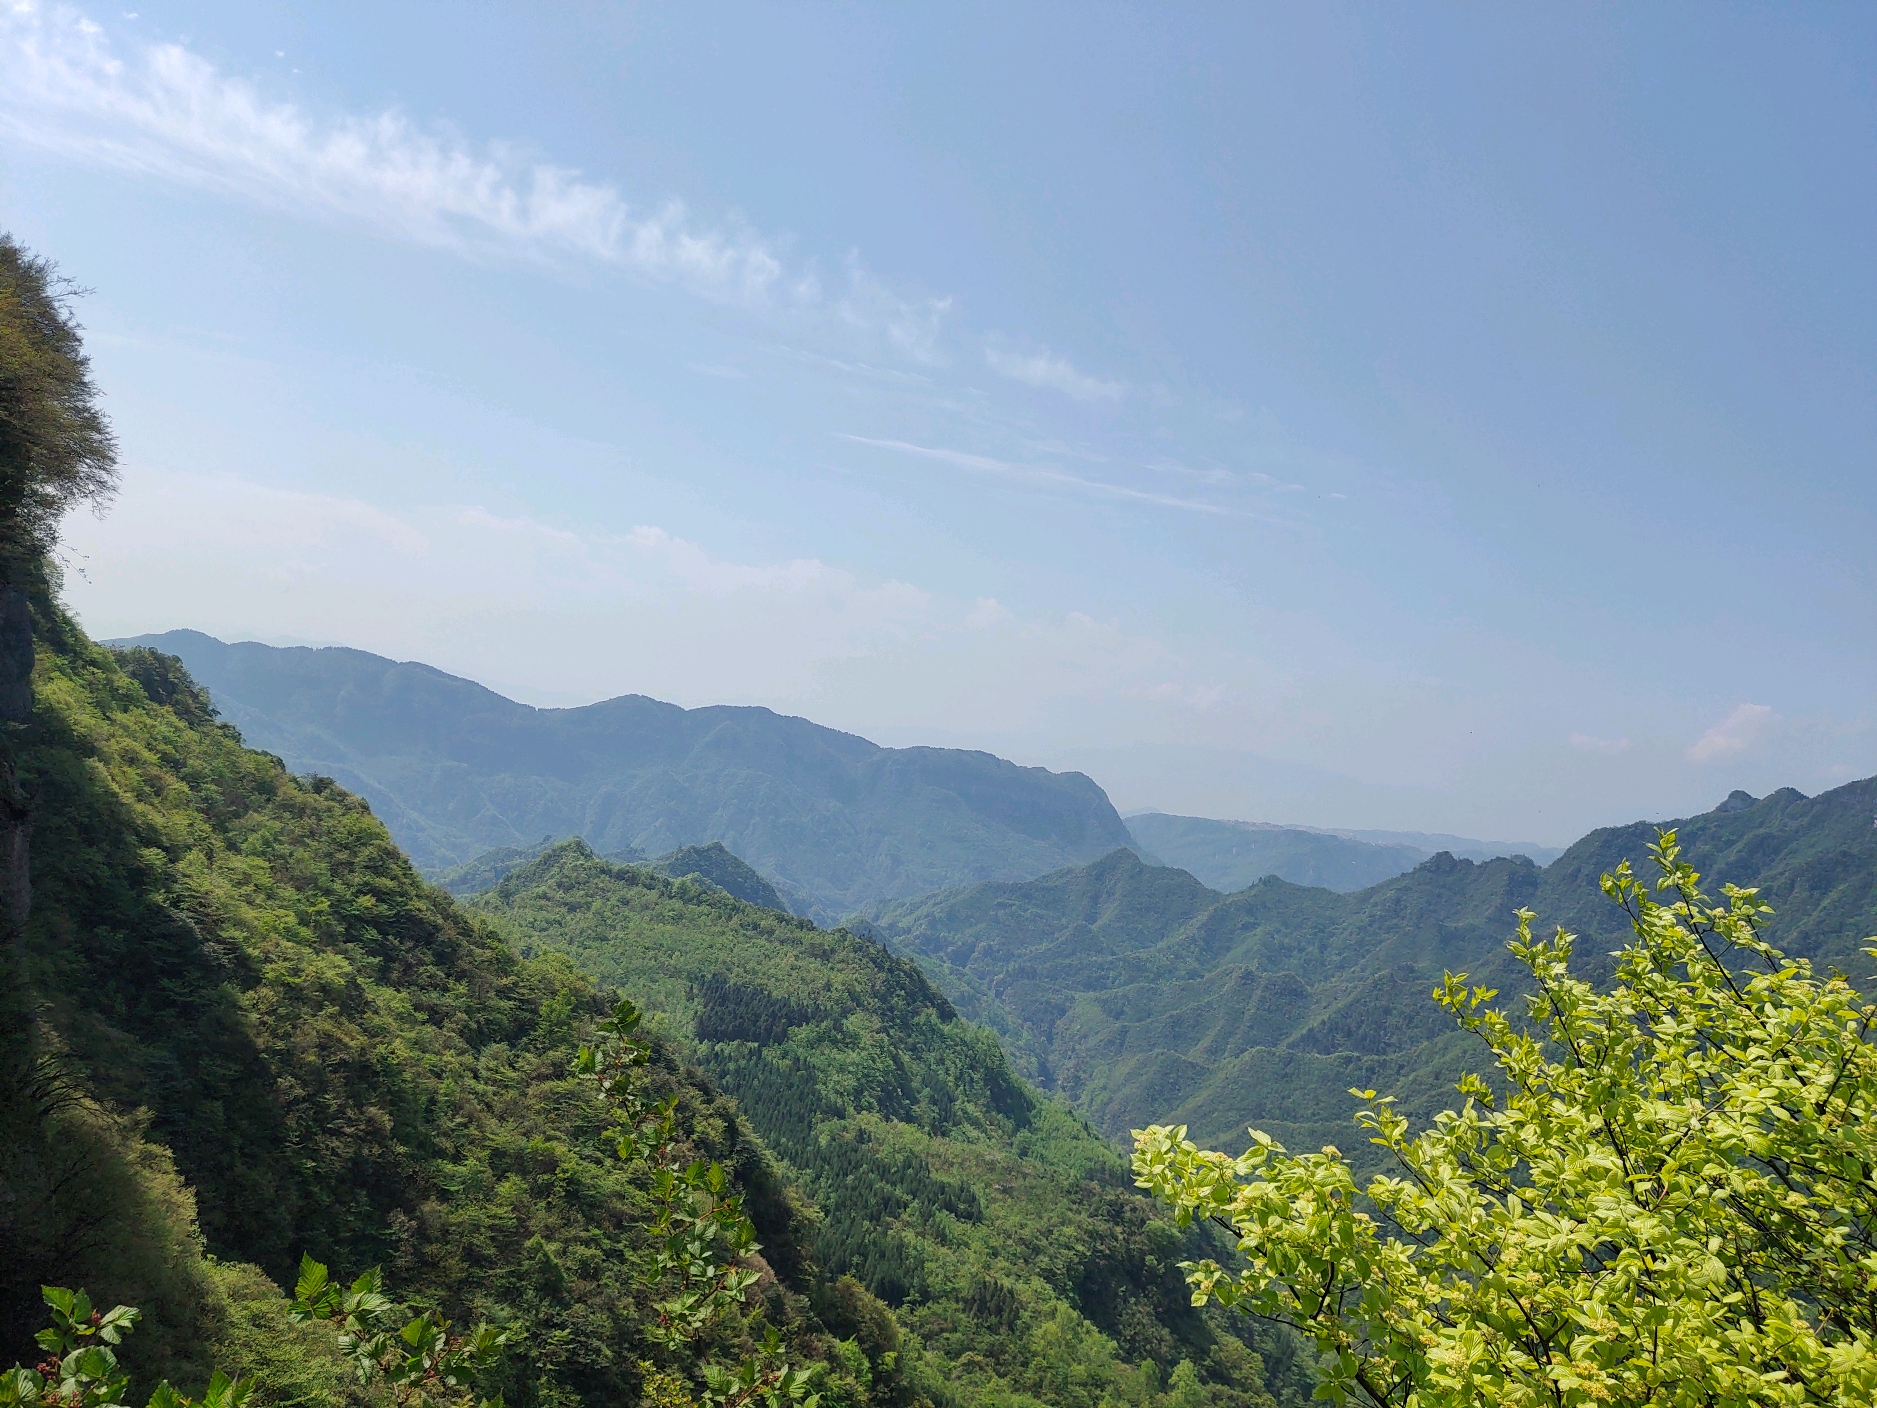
[0,235,118,585]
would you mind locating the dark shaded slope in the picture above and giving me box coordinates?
[874,780,1877,1158]
[115,632,1136,922]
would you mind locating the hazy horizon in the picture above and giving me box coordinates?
[11,2,1872,845]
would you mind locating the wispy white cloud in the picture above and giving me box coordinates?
[842,256,953,364]
[983,338,1125,401]
[1687,703,1776,762]
[1569,731,1630,755]
[1145,456,1233,486]
[0,3,938,334]
[837,434,1241,516]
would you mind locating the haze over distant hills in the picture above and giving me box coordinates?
[117,631,1137,922]
[1125,812,1564,894]
[874,779,1877,1161]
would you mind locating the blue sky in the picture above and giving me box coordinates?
[3,1,1871,843]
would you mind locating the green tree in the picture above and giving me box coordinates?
[0,1271,508,1408]
[0,234,118,583]
[575,997,821,1408]
[1134,832,1877,1406]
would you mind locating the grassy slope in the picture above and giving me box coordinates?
[6,615,862,1408]
[874,779,1877,1162]
[469,844,1308,1408]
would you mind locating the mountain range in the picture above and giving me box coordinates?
[114,631,1137,924]
[1123,812,1562,894]
[29,619,1873,1408]
[870,780,1877,1163]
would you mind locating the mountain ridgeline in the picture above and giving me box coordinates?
[872,780,1877,1163]
[1122,813,1569,894]
[7,613,865,1408]
[436,836,792,913]
[115,632,1138,924]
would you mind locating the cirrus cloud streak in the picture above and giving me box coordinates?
[837,434,1244,516]
[0,1,951,345]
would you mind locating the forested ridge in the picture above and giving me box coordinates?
[5,614,834,1407]
[1121,814,1562,895]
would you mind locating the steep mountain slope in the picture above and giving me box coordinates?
[875,779,1877,1159]
[1124,812,1564,893]
[6,618,856,1408]
[469,842,1306,1408]
[115,631,1136,923]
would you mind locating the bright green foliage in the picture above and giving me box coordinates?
[289,1259,506,1408]
[575,998,817,1408]
[1135,833,1877,1406]
[0,1287,244,1408]
[3,1262,508,1408]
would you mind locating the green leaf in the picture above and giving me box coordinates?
[293,1255,329,1305]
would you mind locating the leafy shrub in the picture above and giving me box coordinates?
[1137,833,1877,1406]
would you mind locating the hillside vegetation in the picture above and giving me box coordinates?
[873,780,1877,1161]
[112,632,1136,924]
[469,842,1308,1408]
[438,837,792,914]
[1,613,1303,1408]
[4,614,864,1408]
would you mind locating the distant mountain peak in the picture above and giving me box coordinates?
[654,841,789,912]
[1715,789,1758,813]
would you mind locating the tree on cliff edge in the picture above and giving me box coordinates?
[0,234,119,588]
